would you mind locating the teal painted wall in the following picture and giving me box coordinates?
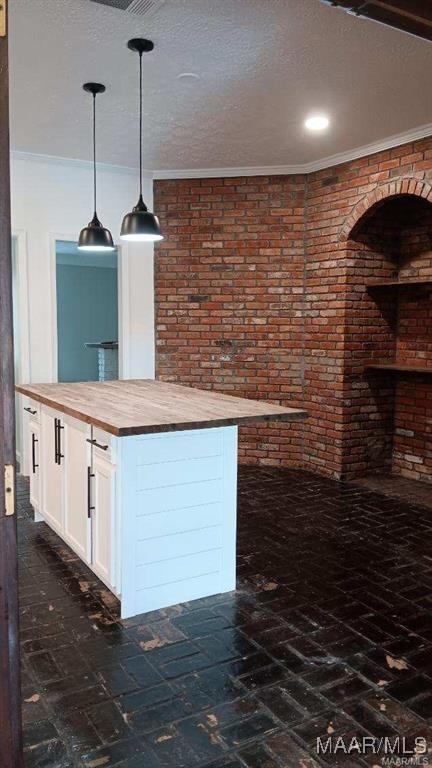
[56,263,118,382]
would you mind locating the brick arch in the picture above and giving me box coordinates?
[339,177,432,242]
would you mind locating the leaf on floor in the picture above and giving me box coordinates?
[24,693,40,703]
[386,654,408,670]
[99,589,118,609]
[140,637,166,651]
[89,612,116,626]
[262,581,278,591]
[206,713,218,727]
[210,732,223,746]
[87,758,110,768]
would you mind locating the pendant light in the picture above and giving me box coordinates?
[78,83,115,252]
[120,39,163,243]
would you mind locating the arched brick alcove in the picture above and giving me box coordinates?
[339,178,432,243]
[339,180,432,482]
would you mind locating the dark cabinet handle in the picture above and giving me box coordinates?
[54,418,59,463]
[87,466,95,519]
[54,418,64,465]
[31,433,38,474]
[58,422,64,465]
[24,406,37,415]
[86,438,108,451]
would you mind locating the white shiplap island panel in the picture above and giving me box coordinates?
[119,427,237,617]
[18,380,307,619]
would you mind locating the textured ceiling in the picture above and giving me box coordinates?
[9,0,432,172]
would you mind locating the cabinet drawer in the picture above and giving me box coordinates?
[24,400,40,423]
[91,428,114,461]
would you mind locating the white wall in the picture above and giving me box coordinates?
[11,152,155,382]
[11,152,156,470]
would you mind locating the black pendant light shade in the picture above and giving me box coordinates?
[120,195,162,242]
[78,83,115,252]
[120,39,163,243]
[79,212,115,251]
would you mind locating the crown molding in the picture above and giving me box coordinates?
[153,122,432,180]
[301,122,432,174]
[153,163,306,179]
[10,150,150,178]
[11,121,432,182]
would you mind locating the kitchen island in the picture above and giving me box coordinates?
[16,380,306,619]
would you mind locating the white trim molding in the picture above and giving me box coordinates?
[153,122,432,179]
[11,150,149,179]
[12,229,31,473]
[12,229,31,385]
[154,164,306,179]
[12,122,432,181]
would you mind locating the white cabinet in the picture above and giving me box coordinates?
[27,404,117,593]
[63,415,91,563]
[24,397,239,620]
[91,452,116,590]
[40,407,64,535]
[28,419,40,512]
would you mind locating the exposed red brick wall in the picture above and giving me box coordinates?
[154,176,306,467]
[393,203,432,480]
[154,136,432,482]
[393,378,432,481]
[336,197,432,480]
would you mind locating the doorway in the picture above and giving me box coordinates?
[55,240,119,383]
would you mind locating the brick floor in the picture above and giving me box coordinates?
[18,467,432,767]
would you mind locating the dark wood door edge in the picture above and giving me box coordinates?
[0,4,24,765]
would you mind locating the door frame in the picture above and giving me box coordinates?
[12,229,31,472]
[12,230,31,384]
[48,232,128,382]
[0,1,24,763]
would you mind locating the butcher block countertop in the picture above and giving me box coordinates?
[16,379,307,437]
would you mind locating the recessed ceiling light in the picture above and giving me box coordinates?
[177,72,200,81]
[305,114,330,131]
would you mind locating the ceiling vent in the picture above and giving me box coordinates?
[89,0,166,17]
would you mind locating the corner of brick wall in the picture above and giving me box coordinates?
[154,136,432,482]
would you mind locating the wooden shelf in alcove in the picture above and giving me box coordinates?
[366,278,432,291]
[365,362,432,375]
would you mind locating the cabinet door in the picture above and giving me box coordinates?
[40,408,64,534]
[63,416,91,563]
[92,453,115,589]
[29,420,40,511]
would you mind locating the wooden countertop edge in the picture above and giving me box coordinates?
[16,385,307,436]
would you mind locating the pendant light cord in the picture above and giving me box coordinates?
[93,92,97,216]
[139,51,143,200]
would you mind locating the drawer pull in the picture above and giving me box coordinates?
[54,418,58,463]
[54,418,64,464]
[87,466,95,518]
[24,407,37,415]
[31,433,39,474]
[86,438,109,451]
